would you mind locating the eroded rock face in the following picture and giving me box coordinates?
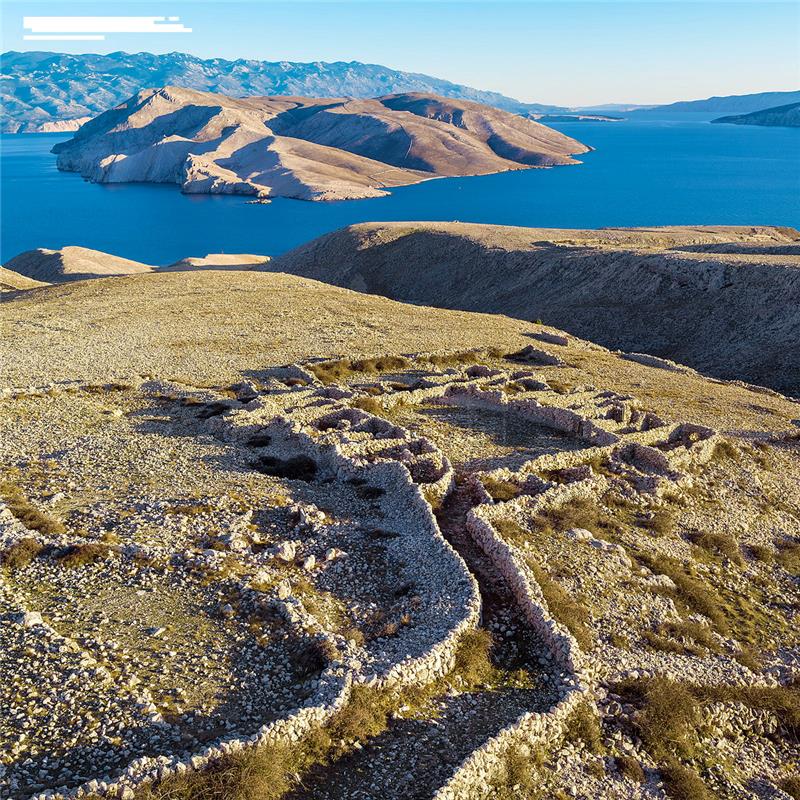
[50,87,588,202]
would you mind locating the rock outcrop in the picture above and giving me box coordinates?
[270,222,800,393]
[51,87,588,201]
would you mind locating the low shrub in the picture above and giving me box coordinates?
[352,397,383,414]
[615,755,646,783]
[777,540,800,576]
[563,703,604,754]
[56,542,110,568]
[139,744,296,800]
[781,776,800,800]
[748,544,775,564]
[1,537,43,570]
[687,530,743,565]
[453,628,494,687]
[309,355,410,384]
[659,758,715,800]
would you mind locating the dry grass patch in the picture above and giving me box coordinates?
[563,703,605,754]
[481,476,521,502]
[55,542,111,568]
[0,480,65,536]
[452,627,494,687]
[526,559,595,651]
[781,776,800,800]
[777,540,800,576]
[687,530,743,565]
[351,396,384,414]
[138,744,297,800]
[1,537,44,570]
[659,759,716,800]
[643,619,719,658]
[308,355,410,384]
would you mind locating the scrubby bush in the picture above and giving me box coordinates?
[453,628,494,687]
[615,755,646,783]
[563,703,605,754]
[56,542,110,568]
[139,744,296,800]
[1,537,43,570]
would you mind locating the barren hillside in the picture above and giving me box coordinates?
[1,267,799,800]
[4,246,154,282]
[50,87,588,201]
[271,222,800,393]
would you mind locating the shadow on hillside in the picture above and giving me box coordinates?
[672,243,800,256]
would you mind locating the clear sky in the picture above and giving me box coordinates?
[2,0,798,106]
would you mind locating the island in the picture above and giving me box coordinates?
[711,101,800,128]
[50,87,589,202]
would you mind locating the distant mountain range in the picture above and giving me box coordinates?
[2,51,797,133]
[632,90,800,114]
[712,101,800,129]
[0,50,568,132]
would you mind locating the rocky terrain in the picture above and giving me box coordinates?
[712,103,800,129]
[0,50,567,134]
[270,222,800,394]
[49,88,587,202]
[1,262,799,800]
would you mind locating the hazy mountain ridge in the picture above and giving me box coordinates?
[0,50,567,132]
[712,101,800,128]
[632,89,800,114]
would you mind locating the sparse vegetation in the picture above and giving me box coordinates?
[308,355,410,384]
[139,743,297,800]
[643,618,719,657]
[452,628,494,687]
[352,396,384,414]
[55,542,111,568]
[781,776,800,800]
[481,476,521,501]
[615,755,646,783]
[563,703,605,754]
[526,558,595,651]
[659,758,715,800]
[687,530,743,565]
[0,480,65,536]
[777,540,800,576]
[1,537,44,570]
[748,543,775,564]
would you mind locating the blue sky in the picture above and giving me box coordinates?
[2,1,798,105]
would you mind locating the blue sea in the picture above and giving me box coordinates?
[1,112,798,265]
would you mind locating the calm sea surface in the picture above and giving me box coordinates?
[1,113,798,264]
